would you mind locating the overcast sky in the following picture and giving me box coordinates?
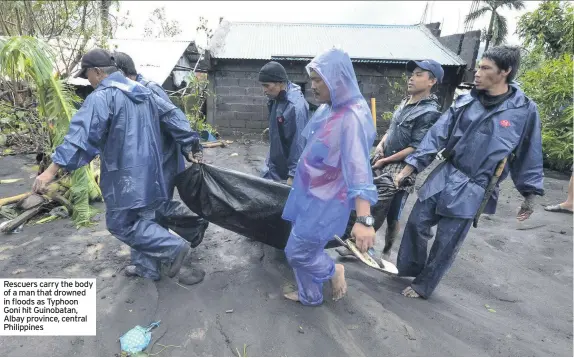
[115,1,541,47]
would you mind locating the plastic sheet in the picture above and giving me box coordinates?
[176,164,293,249]
[175,164,411,250]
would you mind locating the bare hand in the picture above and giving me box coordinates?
[286,177,294,186]
[189,151,203,164]
[394,171,407,189]
[32,171,56,193]
[517,195,534,221]
[394,165,415,188]
[351,223,375,253]
[372,157,388,169]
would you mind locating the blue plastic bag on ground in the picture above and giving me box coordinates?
[120,321,161,355]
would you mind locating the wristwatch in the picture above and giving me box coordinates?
[356,215,375,227]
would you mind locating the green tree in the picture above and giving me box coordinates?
[521,54,573,171]
[464,0,526,52]
[517,1,574,171]
[0,0,130,76]
[516,0,573,58]
[0,36,102,227]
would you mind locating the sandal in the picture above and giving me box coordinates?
[544,204,573,214]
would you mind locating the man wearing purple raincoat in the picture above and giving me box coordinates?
[282,48,378,306]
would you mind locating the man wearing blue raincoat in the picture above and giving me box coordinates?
[258,61,309,185]
[394,46,545,299]
[113,52,209,249]
[282,48,378,306]
[33,49,205,282]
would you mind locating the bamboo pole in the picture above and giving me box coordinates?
[370,98,377,131]
[0,192,31,208]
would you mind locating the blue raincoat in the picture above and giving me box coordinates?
[282,48,378,306]
[136,74,186,198]
[52,72,198,280]
[135,74,209,248]
[397,84,544,298]
[262,82,309,182]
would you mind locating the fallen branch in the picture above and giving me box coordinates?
[202,140,227,148]
[1,205,44,233]
[0,192,31,207]
[47,193,73,214]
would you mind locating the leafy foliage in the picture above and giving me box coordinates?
[0,0,130,77]
[171,73,217,136]
[0,36,102,227]
[516,0,573,59]
[521,54,573,172]
[516,1,573,172]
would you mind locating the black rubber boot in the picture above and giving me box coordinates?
[167,243,191,278]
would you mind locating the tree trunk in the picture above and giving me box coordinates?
[484,8,496,52]
[97,0,112,48]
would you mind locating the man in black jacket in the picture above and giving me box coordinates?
[372,60,443,259]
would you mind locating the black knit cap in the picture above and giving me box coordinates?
[258,61,288,83]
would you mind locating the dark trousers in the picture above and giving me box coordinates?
[396,192,472,298]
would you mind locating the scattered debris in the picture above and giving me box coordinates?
[0,192,31,207]
[516,224,547,231]
[34,206,70,225]
[203,140,227,149]
[1,205,43,233]
[0,206,18,220]
[403,324,416,340]
[0,178,23,184]
[485,304,497,313]
[235,344,247,357]
[0,221,23,233]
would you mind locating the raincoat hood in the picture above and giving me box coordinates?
[306,48,362,108]
[97,71,151,104]
[286,82,304,103]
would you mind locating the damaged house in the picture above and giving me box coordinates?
[67,38,208,99]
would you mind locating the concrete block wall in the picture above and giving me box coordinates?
[208,60,460,136]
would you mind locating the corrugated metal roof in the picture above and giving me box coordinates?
[210,22,465,66]
[66,38,193,86]
[271,56,412,64]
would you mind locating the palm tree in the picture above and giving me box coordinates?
[465,0,526,51]
[0,36,102,227]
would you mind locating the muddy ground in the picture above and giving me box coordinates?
[0,138,572,357]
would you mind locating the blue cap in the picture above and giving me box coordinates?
[407,59,444,84]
